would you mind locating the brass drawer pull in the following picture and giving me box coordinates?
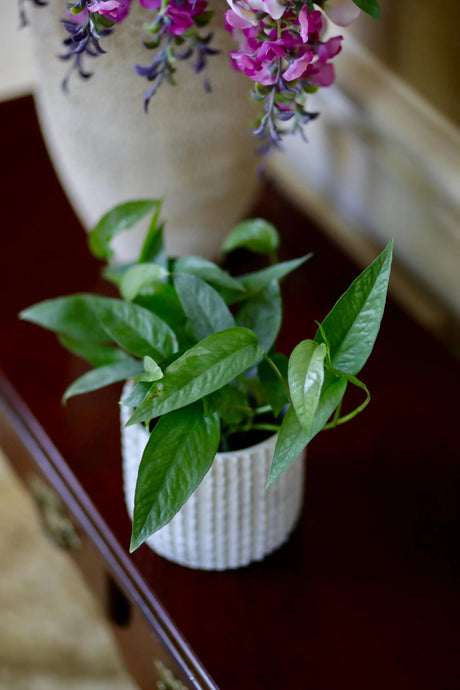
[29,475,81,551]
[155,660,189,690]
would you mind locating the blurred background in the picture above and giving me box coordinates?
[0,1,458,688]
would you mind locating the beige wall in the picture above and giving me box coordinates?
[351,0,459,126]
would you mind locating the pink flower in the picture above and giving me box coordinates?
[164,5,195,35]
[305,61,335,86]
[261,0,286,21]
[89,0,132,22]
[139,0,161,8]
[225,9,254,30]
[317,35,343,61]
[298,7,324,42]
[225,0,286,26]
[283,49,314,82]
[322,0,361,27]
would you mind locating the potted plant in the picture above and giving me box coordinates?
[20,200,392,570]
[21,0,380,261]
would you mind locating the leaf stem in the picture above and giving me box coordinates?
[262,353,290,398]
[254,405,272,415]
[324,386,370,429]
[248,423,281,434]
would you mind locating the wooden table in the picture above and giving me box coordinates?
[1,95,459,690]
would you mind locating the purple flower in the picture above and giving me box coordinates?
[89,0,132,22]
[225,0,286,25]
[28,0,359,151]
[139,0,161,8]
[164,5,195,35]
[305,61,335,86]
[283,48,314,82]
[317,35,343,62]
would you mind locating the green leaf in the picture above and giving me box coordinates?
[221,219,280,254]
[127,328,263,425]
[257,353,289,416]
[315,241,392,375]
[267,374,347,487]
[132,355,163,383]
[20,294,109,342]
[236,280,281,352]
[58,335,132,367]
[323,368,371,428]
[89,200,162,261]
[352,0,381,20]
[239,254,312,295]
[119,264,169,301]
[174,273,235,341]
[92,298,177,360]
[266,406,308,488]
[138,217,166,267]
[102,263,136,287]
[288,340,327,436]
[133,282,186,331]
[174,256,244,292]
[308,372,349,436]
[120,381,152,408]
[130,403,220,550]
[63,359,144,403]
[205,384,249,426]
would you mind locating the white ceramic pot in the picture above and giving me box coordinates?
[29,1,261,262]
[121,403,306,570]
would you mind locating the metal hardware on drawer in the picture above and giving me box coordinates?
[29,475,81,551]
[155,661,189,690]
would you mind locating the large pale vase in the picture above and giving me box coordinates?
[29,1,261,261]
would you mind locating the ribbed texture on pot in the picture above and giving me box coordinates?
[120,401,305,570]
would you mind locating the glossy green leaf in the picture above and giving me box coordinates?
[288,340,327,436]
[174,256,244,292]
[20,294,109,342]
[239,254,312,295]
[63,359,144,403]
[92,298,177,360]
[133,282,186,331]
[138,217,166,267]
[130,403,220,550]
[89,200,161,260]
[257,353,289,416]
[127,328,263,425]
[102,263,135,287]
[266,406,308,488]
[267,374,347,486]
[58,335,132,367]
[236,279,281,353]
[132,355,163,383]
[315,241,392,375]
[120,381,151,408]
[352,0,380,20]
[119,264,169,301]
[174,273,235,341]
[221,219,280,254]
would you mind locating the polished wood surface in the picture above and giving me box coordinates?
[1,95,459,689]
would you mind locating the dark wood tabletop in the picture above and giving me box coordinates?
[1,95,459,690]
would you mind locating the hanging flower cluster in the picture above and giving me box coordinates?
[226,1,348,151]
[22,0,380,148]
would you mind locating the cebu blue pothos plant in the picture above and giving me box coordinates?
[20,200,392,551]
[20,0,380,150]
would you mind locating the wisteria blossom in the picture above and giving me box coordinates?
[22,0,380,149]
